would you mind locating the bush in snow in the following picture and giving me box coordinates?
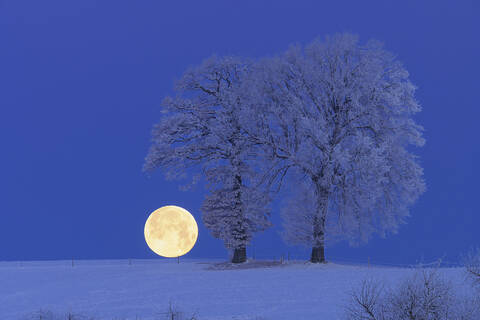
[346,267,479,320]
[463,247,480,287]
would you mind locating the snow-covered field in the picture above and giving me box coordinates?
[0,259,470,320]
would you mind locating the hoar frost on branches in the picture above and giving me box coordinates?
[253,34,425,262]
[145,33,426,264]
[144,56,270,263]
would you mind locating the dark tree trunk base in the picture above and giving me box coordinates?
[310,246,326,263]
[232,247,247,263]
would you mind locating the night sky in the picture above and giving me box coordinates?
[1,0,479,265]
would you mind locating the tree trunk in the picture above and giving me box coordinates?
[232,247,247,263]
[230,172,248,264]
[310,217,326,263]
[311,181,328,264]
[310,245,326,263]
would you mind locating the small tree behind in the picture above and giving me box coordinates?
[201,165,271,263]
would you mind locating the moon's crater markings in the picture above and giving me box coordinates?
[144,205,198,258]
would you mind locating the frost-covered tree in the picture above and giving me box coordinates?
[253,34,425,263]
[202,168,270,262]
[144,56,270,263]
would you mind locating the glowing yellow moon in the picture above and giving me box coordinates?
[144,205,198,258]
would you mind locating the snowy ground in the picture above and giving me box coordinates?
[0,259,471,320]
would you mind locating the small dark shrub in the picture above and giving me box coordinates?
[346,268,479,320]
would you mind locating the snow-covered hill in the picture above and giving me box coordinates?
[0,259,470,320]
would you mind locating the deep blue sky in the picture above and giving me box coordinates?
[1,0,479,265]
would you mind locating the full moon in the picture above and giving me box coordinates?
[144,205,198,258]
